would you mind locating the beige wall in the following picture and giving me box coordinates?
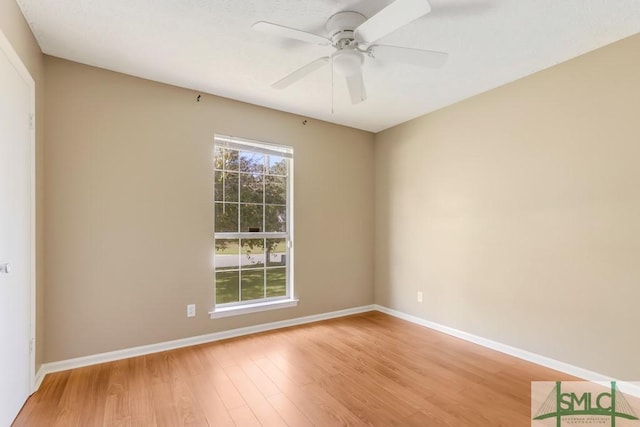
[375,33,640,379]
[43,56,374,362]
[1,0,45,370]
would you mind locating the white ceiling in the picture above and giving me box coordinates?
[16,0,640,132]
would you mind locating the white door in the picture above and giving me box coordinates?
[0,30,34,426]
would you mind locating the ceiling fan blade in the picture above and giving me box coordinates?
[345,70,366,104]
[272,57,331,90]
[355,0,431,44]
[369,44,448,67]
[252,21,331,46]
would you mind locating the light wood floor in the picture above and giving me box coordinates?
[14,311,574,426]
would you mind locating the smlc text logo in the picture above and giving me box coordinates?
[532,381,640,427]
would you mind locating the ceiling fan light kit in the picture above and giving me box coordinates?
[252,0,448,105]
[332,49,363,77]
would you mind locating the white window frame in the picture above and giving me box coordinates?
[210,134,297,319]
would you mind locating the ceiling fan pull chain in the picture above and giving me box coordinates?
[331,56,335,114]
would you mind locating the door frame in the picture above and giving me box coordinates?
[0,28,36,393]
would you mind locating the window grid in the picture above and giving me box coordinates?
[214,139,292,308]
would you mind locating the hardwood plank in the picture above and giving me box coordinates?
[188,374,235,427]
[253,356,302,394]
[266,393,313,427]
[282,381,368,426]
[264,351,316,387]
[227,405,260,427]
[239,359,281,398]
[198,357,246,411]
[316,374,410,426]
[225,364,287,426]
[103,361,132,427]
[149,380,181,427]
[171,376,209,426]
[403,410,457,427]
[128,356,157,427]
[53,365,109,427]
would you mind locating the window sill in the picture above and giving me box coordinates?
[209,298,299,319]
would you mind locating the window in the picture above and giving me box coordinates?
[211,134,295,317]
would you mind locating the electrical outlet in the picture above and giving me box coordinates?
[187,304,196,318]
[417,291,423,303]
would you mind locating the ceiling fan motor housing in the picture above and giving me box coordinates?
[326,11,366,47]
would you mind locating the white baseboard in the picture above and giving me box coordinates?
[34,304,376,391]
[33,367,46,392]
[34,303,639,399]
[373,304,609,380]
[373,304,640,398]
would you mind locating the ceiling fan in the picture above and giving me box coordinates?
[252,0,448,105]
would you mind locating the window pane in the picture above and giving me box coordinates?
[215,239,240,271]
[214,171,223,202]
[266,238,286,267]
[241,270,265,301]
[215,203,238,232]
[214,171,238,202]
[240,173,263,203]
[241,204,263,232]
[240,238,265,269]
[265,175,286,205]
[267,268,286,298]
[216,270,239,304]
[268,155,287,176]
[239,150,265,173]
[265,205,286,232]
[214,147,224,168]
[215,148,239,171]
